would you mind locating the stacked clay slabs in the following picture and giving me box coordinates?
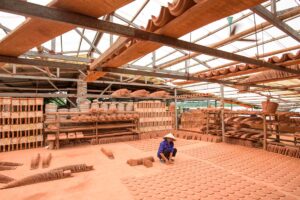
[122,158,297,200]
[88,0,266,80]
[195,50,300,80]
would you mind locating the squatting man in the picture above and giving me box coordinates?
[157,133,177,165]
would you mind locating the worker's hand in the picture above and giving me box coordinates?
[165,160,171,165]
[169,159,174,164]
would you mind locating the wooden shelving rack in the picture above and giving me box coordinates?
[264,113,300,149]
[224,111,264,148]
[0,97,44,152]
[44,111,138,149]
[179,109,222,135]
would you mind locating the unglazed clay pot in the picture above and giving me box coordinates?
[229,65,239,73]
[206,71,213,77]
[262,100,278,114]
[238,64,249,71]
[219,68,229,75]
[212,70,220,76]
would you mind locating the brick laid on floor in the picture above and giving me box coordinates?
[182,143,300,198]
[122,159,295,200]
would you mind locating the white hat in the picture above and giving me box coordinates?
[163,133,176,141]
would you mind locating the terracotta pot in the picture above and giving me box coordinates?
[262,100,278,114]
[229,65,239,73]
[238,64,249,71]
[212,70,220,76]
[199,73,206,78]
[279,53,294,62]
[268,56,280,63]
[248,64,258,69]
[206,71,213,77]
[219,68,229,75]
[293,50,300,59]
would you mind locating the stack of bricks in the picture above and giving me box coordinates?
[134,101,174,132]
[0,97,44,152]
[180,108,222,135]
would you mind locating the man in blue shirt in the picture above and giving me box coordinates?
[157,133,177,164]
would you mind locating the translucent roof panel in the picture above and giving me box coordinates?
[0,0,299,109]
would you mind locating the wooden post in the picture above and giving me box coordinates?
[263,114,267,150]
[174,88,178,130]
[220,85,225,142]
[96,113,98,142]
[56,113,60,149]
[276,114,280,142]
[206,112,209,135]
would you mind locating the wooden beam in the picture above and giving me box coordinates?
[251,5,300,43]
[198,44,300,74]
[0,0,133,67]
[95,67,300,92]
[157,7,300,70]
[89,0,268,76]
[1,0,299,79]
[0,55,87,70]
[175,53,300,86]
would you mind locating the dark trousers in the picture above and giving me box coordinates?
[161,148,177,160]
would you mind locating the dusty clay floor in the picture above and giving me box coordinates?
[0,139,300,200]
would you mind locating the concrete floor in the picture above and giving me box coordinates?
[0,138,299,200]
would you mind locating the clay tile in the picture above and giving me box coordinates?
[168,0,196,17]
[152,7,175,27]
[145,19,159,32]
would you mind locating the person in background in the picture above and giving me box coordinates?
[157,133,177,165]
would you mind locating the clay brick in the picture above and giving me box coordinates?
[127,156,154,167]
[143,159,153,168]
[30,153,40,170]
[127,159,139,166]
[101,148,114,159]
[42,153,52,168]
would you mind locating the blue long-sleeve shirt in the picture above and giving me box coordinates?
[157,140,174,157]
